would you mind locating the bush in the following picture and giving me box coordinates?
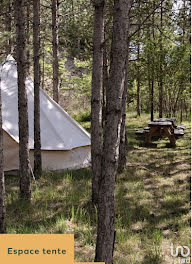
[73,111,91,123]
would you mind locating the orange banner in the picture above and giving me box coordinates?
[0,234,104,264]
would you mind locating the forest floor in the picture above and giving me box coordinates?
[5,112,191,264]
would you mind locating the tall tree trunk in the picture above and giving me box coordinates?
[33,0,42,177]
[136,40,141,116]
[5,0,12,55]
[151,80,154,121]
[136,0,141,116]
[159,0,163,118]
[95,0,130,263]
[91,0,105,204]
[26,1,30,74]
[118,3,132,173]
[147,28,153,121]
[0,73,6,233]
[182,0,186,43]
[151,3,155,121]
[52,0,59,103]
[15,0,31,200]
[42,38,45,90]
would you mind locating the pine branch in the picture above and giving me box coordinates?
[128,0,165,39]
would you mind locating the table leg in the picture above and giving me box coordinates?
[145,126,159,143]
[164,127,176,147]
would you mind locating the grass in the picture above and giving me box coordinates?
[5,112,191,263]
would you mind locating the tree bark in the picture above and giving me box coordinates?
[118,2,132,173]
[136,41,141,116]
[26,1,30,75]
[15,0,31,200]
[0,73,6,233]
[95,1,130,263]
[118,39,130,173]
[42,37,45,90]
[151,3,155,121]
[5,0,12,55]
[91,0,105,204]
[159,0,163,118]
[147,28,153,121]
[52,0,59,103]
[33,0,42,178]
[118,57,128,173]
[136,0,141,116]
[102,35,108,128]
[180,99,183,123]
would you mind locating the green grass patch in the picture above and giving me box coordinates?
[5,112,191,263]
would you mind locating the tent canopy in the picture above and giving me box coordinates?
[0,55,91,171]
[1,55,91,150]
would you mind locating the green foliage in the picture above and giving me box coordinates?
[74,58,91,69]
[73,110,91,123]
[71,73,91,97]
[59,0,93,59]
[128,0,191,117]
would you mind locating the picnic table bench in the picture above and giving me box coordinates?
[135,117,186,147]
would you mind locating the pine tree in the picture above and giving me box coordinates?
[15,0,31,200]
[52,0,59,103]
[91,0,105,204]
[95,0,130,263]
[33,0,42,177]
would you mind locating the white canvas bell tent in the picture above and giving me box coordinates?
[0,55,91,172]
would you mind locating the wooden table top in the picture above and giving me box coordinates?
[153,117,176,122]
[148,121,172,126]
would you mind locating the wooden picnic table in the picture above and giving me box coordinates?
[135,117,185,147]
[145,119,176,147]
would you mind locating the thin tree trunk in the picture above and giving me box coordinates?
[118,3,132,173]
[173,85,183,116]
[147,27,153,121]
[95,0,130,263]
[0,73,6,233]
[183,98,187,119]
[52,0,59,103]
[33,0,42,178]
[15,0,31,200]
[42,38,45,90]
[182,0,186,43]
[159,0,163,118]
[151,80,154,121]
[136,0,141,116]
[77,37,81,58]
[5,0,12,55]
[151,4,155,121]
[118,56,128,173]
[91,0,105,204]
[180,99,183,123]
[136,41,141,116]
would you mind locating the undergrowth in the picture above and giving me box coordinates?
[5,112,191,264]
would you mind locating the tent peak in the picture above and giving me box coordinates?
[6,54,15,62]
[1,54,15,67]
